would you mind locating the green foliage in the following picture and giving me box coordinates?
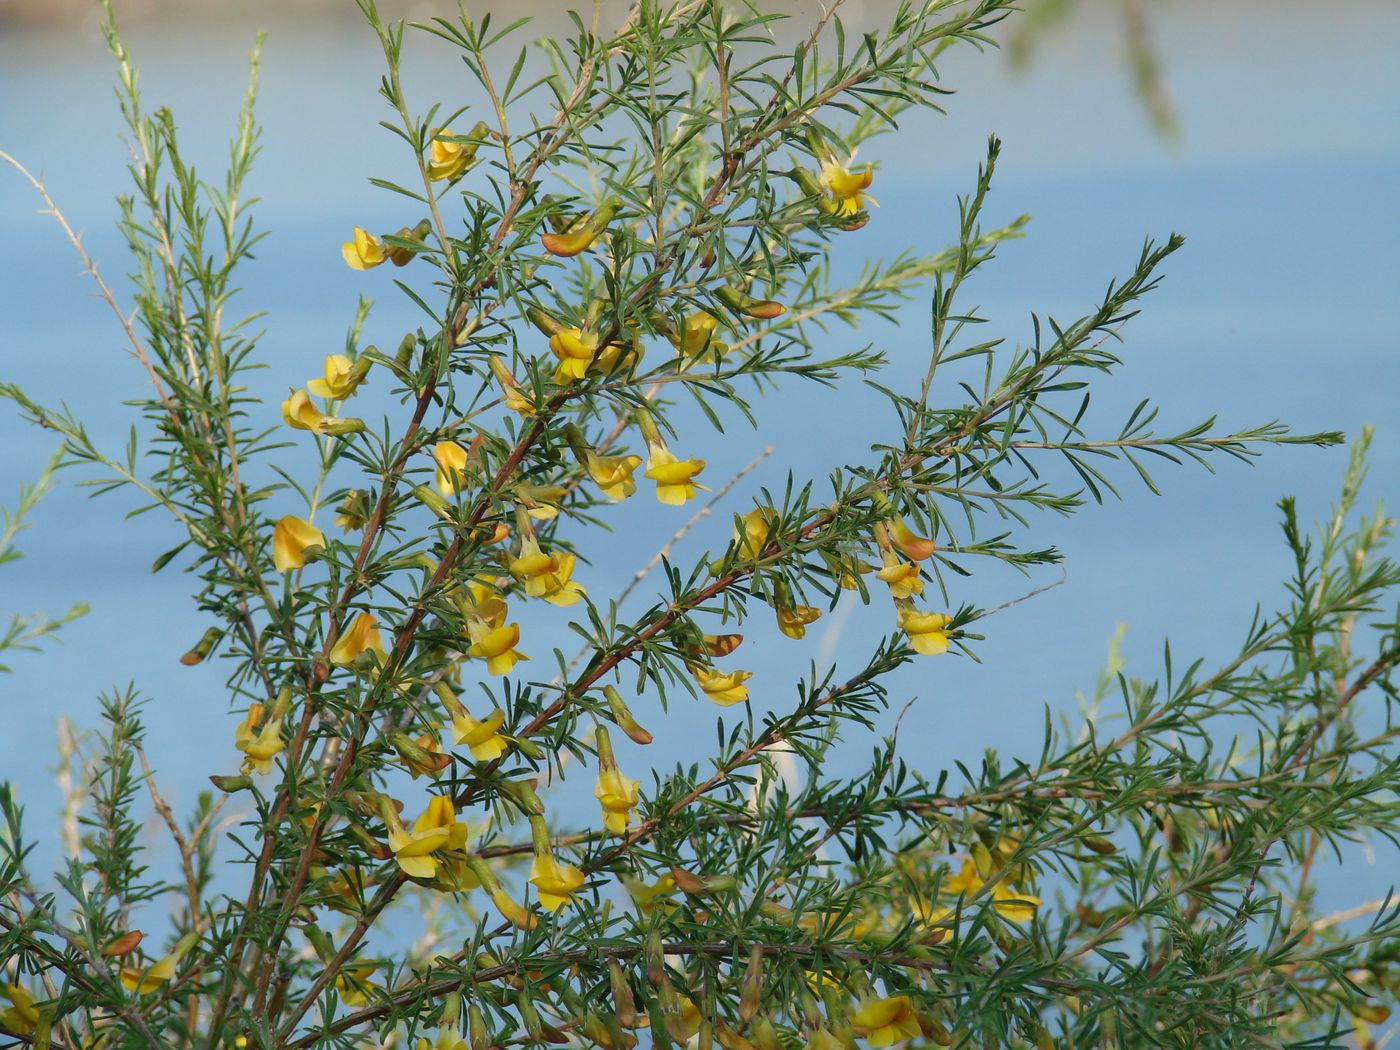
[0,2,1395,1049]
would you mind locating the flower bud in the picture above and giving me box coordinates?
[603,685,653,745]
[180,626,223,666]
[102,930,144,957]
[209,774,254,793]
[413,484,454,519]
[468,1004,491,1050]
[716,285,786,320]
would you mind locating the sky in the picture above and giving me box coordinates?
[1,0,1398,916]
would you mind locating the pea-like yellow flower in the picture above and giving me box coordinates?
[427,129,472,181]
[549,326,600,383]
[342,226,387,270]
[336,489,371,532]
[851,995,920,1048]
[449,701,510,762]
[336,963,381,1007]
[678,310,728,356]
[282,389,365,437]
[417,1030,470,1050]
[282,388,329,432]
[594,727,640,835]
[488,357,534,416]
[434,441,470,497]
[451,579,508,629]
[645,446,707,506]
[876,549,924,600]
[622,873,677,917]
[529,851,586,912]
[896,606,953,655]
[584,450,643,502]
[329,611,388,667]
[1,984,39,1035]
[384,795,468,880]
[595,767,640,835]
[942,859,1041,923]
[272,515,325,572]
[119,932,198,995]
[775,601,822,640]
[508,535,585,606]
[466,620,528,676]
[307,353,370,400]
[819,160,875,217]
[234,702,285,776]
[516,481,567,521]
[690,665,752,706]
[734,507,777,558]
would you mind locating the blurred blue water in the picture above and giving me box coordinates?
[1,2,1398,913]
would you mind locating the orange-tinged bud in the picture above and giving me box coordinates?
[103,930,144,957]
[887,515,935,561]
[180,626,223,666]
[539,199,620,257]
[717,285,786,319]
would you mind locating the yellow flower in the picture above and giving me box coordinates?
[595,736,641,835]
[622,873,677,916]
[508,536,585,606]
[1,984,39,1035]
[775,601,822,640]
[941,860,1040,923]
[876,549,923,600]
[282,388,364,436]
[234,703,285,776]
[690,665,752,706]
[450,705,510,762]
[529,851,586,912]
[119,932,198,995]
[466,620,528,676]
[434,441,470,497]
[336,963,381,1007]
[452,579,509,629]
[329,611,388,667]
[734,507,777,558]
[516,481,567,521]
[335,490,371,531]
[487,357,534,417]
[282,388,330,432]
[645,446,706,506]
[487,883,536,930]
[306,353,369,399]
[896,607,952,655]
[678,310,727,355]
[548,327,600,383]
[417,1031,470,1050]
[341,226,387,270]
[428,129,472,181]
[385,795,468,880]
[584,450,643,502]
[272,515,325,572]
[819,160,875,217]
[851,995,920,1048]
